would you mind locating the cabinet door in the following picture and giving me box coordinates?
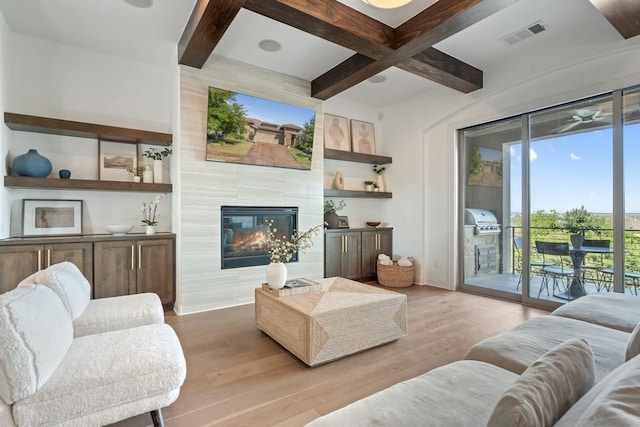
[360,231,378,279]
[47,242,94,286]
[324,233,344,278]
[342,232,361,280]
[93,241,136,299]
[136,239,174,305]
[378,230,393,258]
[0,245,42,294]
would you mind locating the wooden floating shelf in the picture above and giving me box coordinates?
[324,189,392,198]
[4,176,172,193]
[4,112,172,146]
[324,149,392,165]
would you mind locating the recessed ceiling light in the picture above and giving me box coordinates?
[258,39,282,52]
[361,0,413,9]
[368,75,387,84]
[123,0,153,8]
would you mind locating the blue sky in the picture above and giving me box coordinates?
[235,94,315,128]
[509,122,640,213]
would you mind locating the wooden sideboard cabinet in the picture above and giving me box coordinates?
[0,241,93,294]
[0,234,175,305]
[94,237,175,305]
[324,228,393,281]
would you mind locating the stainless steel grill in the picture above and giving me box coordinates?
[465,209,501,235]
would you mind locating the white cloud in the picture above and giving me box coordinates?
[570,152,581,160]
[529,148,538,161]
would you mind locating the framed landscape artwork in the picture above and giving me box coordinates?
[99,140,137,181]
[22,199,83,236]
[467,147,503,188]
[206,87,316,170]
[350,119,376,155]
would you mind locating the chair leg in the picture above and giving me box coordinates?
[151,409,165,427]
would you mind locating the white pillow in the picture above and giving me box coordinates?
[34,262,91,319]
[625,321,640,361]
[0,285,73,404]
[486,338,595,427]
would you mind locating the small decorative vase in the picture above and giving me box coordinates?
[12,149,52,177]
[145,225,156,236]
[334,171,345,190]
[153,159,163,184]
[376,174,385,192]
[133,176,141,183]
[365,184,372,192]
[142,166,153,183]
[266,262,287,289]
[59,169,71,179]
[324,211,340,229]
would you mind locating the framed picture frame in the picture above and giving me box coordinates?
[99,140,138,182]
[350,119,376,155]
[22,199,83,237]
[338,216,350,229]
[323,114,350,152]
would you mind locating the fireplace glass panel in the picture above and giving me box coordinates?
[221,206,298,269]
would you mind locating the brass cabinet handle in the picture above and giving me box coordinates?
[345,235,348,253]
[138,245,142,270]
[37,249,42,271]
[131,245,135,270]
[47,249,51,268]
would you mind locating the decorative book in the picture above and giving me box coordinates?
[261,278,322,297]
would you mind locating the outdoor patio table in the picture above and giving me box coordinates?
[555,246,613,300]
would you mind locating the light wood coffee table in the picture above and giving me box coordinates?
[255,276,407,366]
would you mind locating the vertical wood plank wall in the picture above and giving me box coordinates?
[177,57,324,314]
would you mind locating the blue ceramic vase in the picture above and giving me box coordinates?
[12,149,52,177]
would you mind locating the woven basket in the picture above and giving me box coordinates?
[377,260,414,288]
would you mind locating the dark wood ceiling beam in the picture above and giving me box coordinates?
[312,0,517,99]
[589,0,640,39]
[243,0,394,60]
[178,0,247,68]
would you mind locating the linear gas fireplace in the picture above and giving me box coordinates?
[221,206,298,269]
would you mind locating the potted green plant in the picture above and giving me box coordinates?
[364,180,374,191]
[324,200,346,229]
[373,164,386,192]
[562,205,601,248]
[143,146,172,184]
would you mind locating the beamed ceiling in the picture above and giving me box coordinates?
[178,0,640,101]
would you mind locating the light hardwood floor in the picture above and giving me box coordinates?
[112,284,549,427]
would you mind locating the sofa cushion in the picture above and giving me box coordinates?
[555,354,640,426]
[465,315,628,383]
[34,262,91,319]
[551,293,640,332]
[625,321,640,361]
[73,293,164,337]
[12,324,187,427]
[0,285,73,404]
[305,360,518,427]
[486,338,594,427]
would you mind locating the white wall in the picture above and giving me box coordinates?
[176,57,324,314]
[0,11,11,238]
[384,41,640,290]
[3,33,174,236]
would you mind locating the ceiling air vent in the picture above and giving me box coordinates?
[501,21,547,45]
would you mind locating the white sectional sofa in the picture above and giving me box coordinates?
[0,262,186,427]
[307,293,640,426]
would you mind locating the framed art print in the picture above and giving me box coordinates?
[22,199,83,236]
[324,114,350,152]
[350,119,376,155]
[99,140,138,181]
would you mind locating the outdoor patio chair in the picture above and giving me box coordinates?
[535,241,574,298]
[515,237,556,291]
[582,239,611,292]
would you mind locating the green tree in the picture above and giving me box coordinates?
[469,146,482,175]
[297,116,315,151]
[207,88,247,140]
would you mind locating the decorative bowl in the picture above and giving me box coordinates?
[105,224,133,236]
[366,221,381,228]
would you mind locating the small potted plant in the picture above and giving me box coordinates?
[373,164,386,192]
[143,146,172,184]
[364,180,374,191]
[127,167,144,183]
[372,182,380,192]
[324,200,346,229]
[562,205,601,248]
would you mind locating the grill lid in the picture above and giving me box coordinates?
[465,209,498,225]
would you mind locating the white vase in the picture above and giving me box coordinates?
[146,225,156,236]
[266,262,287,289]
[376,175,385,192]
[153,159,163,184]
[142,166,153,183]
